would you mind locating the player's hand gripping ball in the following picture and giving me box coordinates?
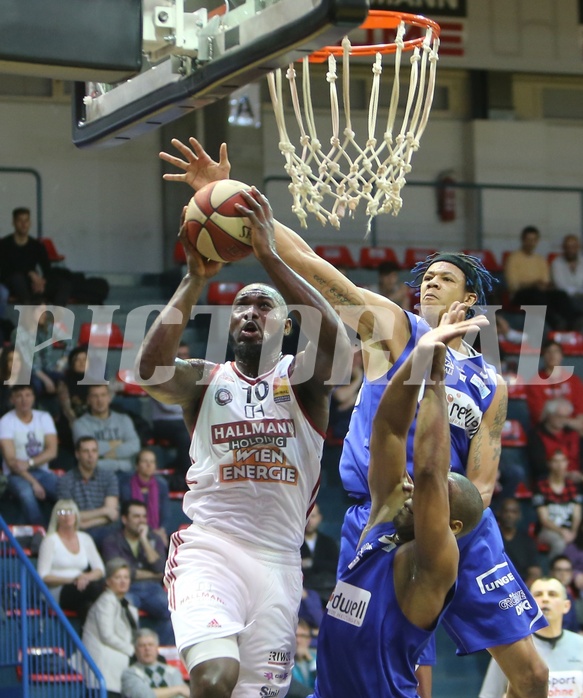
[185,179,253,262]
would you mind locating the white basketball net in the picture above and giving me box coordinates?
[267,22,440,230]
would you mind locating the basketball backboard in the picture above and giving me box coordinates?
[72,0,369,148]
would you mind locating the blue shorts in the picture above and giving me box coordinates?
[339,504,547,657]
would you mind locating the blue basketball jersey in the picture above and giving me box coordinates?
[336,312,548,654]
[313,523,454,698]
[339,311,430,499]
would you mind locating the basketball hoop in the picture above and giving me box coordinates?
[267,11,440,230]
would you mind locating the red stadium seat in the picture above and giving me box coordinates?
[462,249,501,272]
[359,247,400,269]
[501,419,527,448]
[41,237,65,262]
[117,369,148,397]
[159,646,190,681]
[314,245,357,269]
[502,373,528,400]
[548,331,583,356]
[173,241,186,264]
[547,252,559,266]
[206,281,244,305]
[78,321,130,349]
[514,482,533,499]
[403,247,437,268]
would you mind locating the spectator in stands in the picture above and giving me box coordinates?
[121,629,189,698]
[37,498,105,621]
[82,557,139,698]
[10,303,70,389]
[0,385,58,525]
[291,619,317,691]
[322,350,363,487]
[533,449,582,558]
[0,344,45,413]
[101,499,173,645]
[374,261,411,310]
[525,338,583,428]
[549,554,581,633]
[57,436,119,546]
[504,225,577,330]
[551,234,583,317]
[73,385,140,474]
[119,448,170,546]
[496,497,542,587]
[526,398,582,484]
[565,521,583,628]
[301,503,339,606]
[479,577,583,698]
[148,342,191,488]
[0,207,71,306]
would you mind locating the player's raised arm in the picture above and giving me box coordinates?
[159,137,411,352]
[236,188,351,434]
[136,214,223,419]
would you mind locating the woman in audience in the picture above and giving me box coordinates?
[0,345,42,415]
[82,557,139,698]
[37,499,104,621]
[118,447,170,546]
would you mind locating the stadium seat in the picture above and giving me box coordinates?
[78,321,130,349]
[314,245,357,269]
[403,247,437,268]
[548,330,583,356]
[40,237,65,262]
[173,240,186,265]
[502,373,527,400]
[462,249,501,272]
[159,646,189,681]
[359,246,400,269]
[547,252,559,266]
[117,369,148,397]
[206,281,244,305]
[17,647,83,683]
[501,419,527,448]
[514,482,533,499]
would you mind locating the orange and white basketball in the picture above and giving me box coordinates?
[185,179,253,263]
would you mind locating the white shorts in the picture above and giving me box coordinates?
[165,524,303,698]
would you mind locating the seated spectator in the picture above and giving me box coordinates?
[121,629,189,698]
[372,261,411,310]
[119,448,170,546]
[525,338,583,428]
[11,303,70,389]
[73,385,140,474]
[549,554,581,633]
[0,385,58,525]
[298,584,324,634]
[36,498,105,621]
[504,224,580,330]
[533,449,582,559]
[496,498,542,587]
[82,557,139,698]
[148,343,191,488]
[0,207,72,306]
[57,436,119,546]
[291,619,317,691]
[101,500,173,645]
[551,234,583,316]
[0,345,45,414]
[526,398,582,484]
[301,503,339,606]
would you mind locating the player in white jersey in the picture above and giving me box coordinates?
[137,187,350,698]
[158,137,548,698]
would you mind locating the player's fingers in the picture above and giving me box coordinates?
[171,138,196,160]
[160,152,187,168]
[162,174,186,182]
[219,142,230,166]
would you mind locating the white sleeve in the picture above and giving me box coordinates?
[0,413,13,440]
[479,657,509,698]
[36,534,57,580]
[39,411,57,435]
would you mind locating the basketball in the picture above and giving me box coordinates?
[184,179,254,263]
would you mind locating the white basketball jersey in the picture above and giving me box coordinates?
[183,355,323,552]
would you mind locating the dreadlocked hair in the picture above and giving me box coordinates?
[405,252,496,318]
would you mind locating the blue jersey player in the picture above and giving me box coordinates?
[158,137,549,698]
[314,310,485,698]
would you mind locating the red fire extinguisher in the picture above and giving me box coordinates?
[436,170,456,222]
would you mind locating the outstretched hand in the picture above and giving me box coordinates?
[235,188,277,261]
[178,206,224,279]
[159,137,231,191]
[418,302,488,351]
